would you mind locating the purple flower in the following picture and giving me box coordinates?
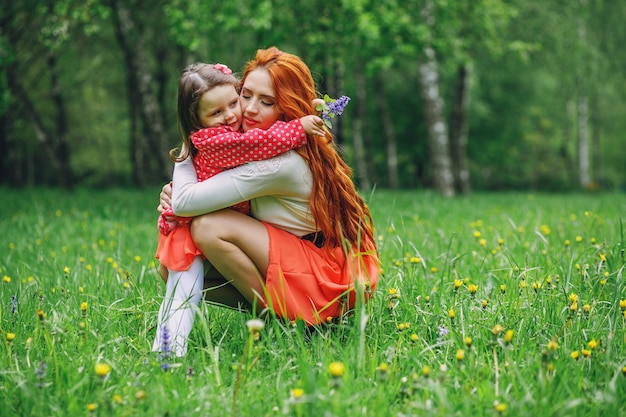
[35,361,47,388]
[159,325,171,371]
[10,295,18,315]
[317,94,351,129]
[437,325,449,338]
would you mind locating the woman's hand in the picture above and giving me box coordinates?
[158,182,173,214]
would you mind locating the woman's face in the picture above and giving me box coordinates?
[239,68,281,132]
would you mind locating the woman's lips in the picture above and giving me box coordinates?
[244,118,259,128]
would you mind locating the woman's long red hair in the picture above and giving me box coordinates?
[242,47,376,253]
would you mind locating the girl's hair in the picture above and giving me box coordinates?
[171,63,239,162]
[242,47,376,253]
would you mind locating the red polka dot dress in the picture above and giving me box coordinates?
[156,120,307,271]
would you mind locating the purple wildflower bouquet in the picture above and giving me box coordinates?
[316,94,351,129]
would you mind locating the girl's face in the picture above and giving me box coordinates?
[197,85,242,131]
[239,68,281,132]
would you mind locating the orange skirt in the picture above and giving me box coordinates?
[155,226,203,271]
[263,223,380,325]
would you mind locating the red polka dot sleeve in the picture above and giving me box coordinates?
[190,119,307,174]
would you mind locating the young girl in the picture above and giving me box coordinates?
[153,62,324,356]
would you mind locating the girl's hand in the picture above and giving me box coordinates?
[300,115,326,137]
[158,182,173,214]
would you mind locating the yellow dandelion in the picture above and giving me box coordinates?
[455,349,465,361]
[81,302,88,312]
[6,333,15,342]
[410,333,419,342]
[388,288,399,298]
[575,236,583,243]
[410,257,421,264]
[570,350,580,360]
[112,394,122,404]
[87,403,97,412]
[134,255,141,262]
[570,302,578,312]
[622,366,626,376]
[620,299,626,310]
[504,330,514,344]
[2,275,10,283]
[540,225,551,235]
[95,362,111,378]
[63,266,70,274]
[431,267,438,273]
[498,238,504,245]
[492,324,504,335]
[582,304,591,313]
[291,388,304,399]
[397,322,409,331]
[422,365,430,378]
[564,239,570,247]
[448,309,455,319]
[500,284,506,294]
[587,339,598,350]
[473,230,481,238]
[599,253,606,262]
[582,349,591,358]
[465,336,472,347]
[519,280,528,289]
[547,340,558,351]
[482,299,489,309]
[377,363,389,373]
[453,279,462,290]
[329,362,345,378]
[494,402,507,413]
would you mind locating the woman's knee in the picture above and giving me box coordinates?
[191,210,234,246]
[190,213,218,246]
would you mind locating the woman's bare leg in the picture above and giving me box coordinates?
[191,209,270,310]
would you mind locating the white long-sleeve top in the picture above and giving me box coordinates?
[172,150,318,237]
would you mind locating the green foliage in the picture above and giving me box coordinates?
[1,188,625,416]
[1,0,625,190]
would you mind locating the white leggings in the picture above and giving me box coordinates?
[152,256,204,357]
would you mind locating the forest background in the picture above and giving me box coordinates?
[1,0,625,195]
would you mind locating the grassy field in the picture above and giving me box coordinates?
[1,187,625,416]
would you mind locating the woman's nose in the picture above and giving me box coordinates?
[244,100,258,115]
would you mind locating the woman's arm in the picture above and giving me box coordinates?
[172,151,308,217]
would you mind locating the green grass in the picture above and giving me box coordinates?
[1,187,625,416]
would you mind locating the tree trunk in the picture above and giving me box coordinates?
[6,54,71,187]
[109,0,171,186]
[49,53,73,189]
[352,64,370,192]
[590,95,602,188]
[375,78,399,189]
[450,62,472,194]
[578,91,590,188]
[417,46,455,197]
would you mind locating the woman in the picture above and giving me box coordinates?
[161,47,379,325]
